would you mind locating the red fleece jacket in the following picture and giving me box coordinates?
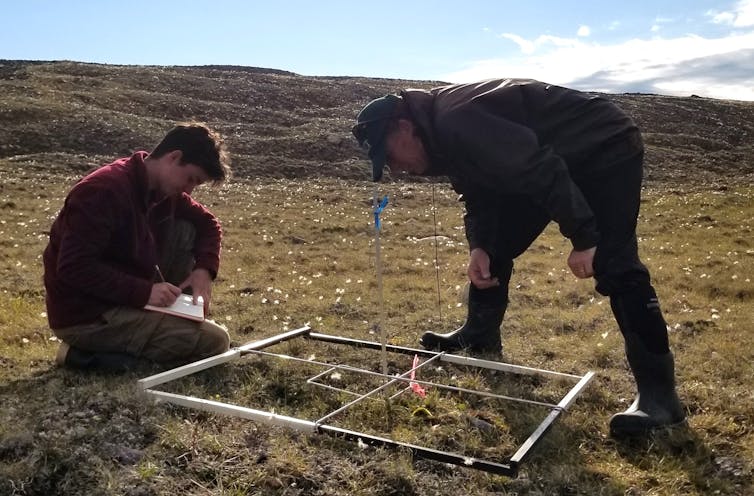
[43,152,222,329]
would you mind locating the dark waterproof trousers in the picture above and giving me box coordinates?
[482,134,669,355]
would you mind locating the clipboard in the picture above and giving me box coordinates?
[144,294,205,322]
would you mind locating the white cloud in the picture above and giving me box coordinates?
[733,0,754,26]
[710,11,736,24]
[500,33,536,54]
[440,31,754,101]
[709,0,754,27]
[500,33,583,55]
[651,16,674,33]
[577,25,590,37]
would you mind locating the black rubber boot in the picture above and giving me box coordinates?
[420,285,506,354]
[609,332,686,437]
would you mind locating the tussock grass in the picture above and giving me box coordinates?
[1,161,753,495]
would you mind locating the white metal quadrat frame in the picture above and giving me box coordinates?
[137,325,595,477]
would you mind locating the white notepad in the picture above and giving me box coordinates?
[144,294,205,322]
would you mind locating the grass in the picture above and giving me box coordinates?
[0,159,753,495]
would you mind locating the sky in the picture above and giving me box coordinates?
[2,1,753,101]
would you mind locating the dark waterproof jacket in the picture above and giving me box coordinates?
[400,78,641,253]
[43,152,222,329]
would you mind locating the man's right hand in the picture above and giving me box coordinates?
[148,282,182,307]
[468,248,500,289]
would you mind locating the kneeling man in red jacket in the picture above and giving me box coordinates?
[44,122,232,371]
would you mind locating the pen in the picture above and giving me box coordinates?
[155,264,166,282]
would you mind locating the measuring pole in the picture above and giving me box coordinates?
[372,189,389,377]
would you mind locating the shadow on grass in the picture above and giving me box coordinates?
[612,425,753,495]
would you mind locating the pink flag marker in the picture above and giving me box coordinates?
[409,354,427,398]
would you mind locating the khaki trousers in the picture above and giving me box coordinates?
[54,307,229,366]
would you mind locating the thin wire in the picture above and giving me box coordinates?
[243,348,561,410]
[431,183,443,322]
[314,353,445,425]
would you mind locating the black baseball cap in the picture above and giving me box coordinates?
[351,94,403,181]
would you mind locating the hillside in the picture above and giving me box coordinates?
[1,60,752,184]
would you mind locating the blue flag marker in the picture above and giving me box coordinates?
[374,195,389,230]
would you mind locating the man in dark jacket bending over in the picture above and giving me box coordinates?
[44,123,232,371]
[352,79,685,437]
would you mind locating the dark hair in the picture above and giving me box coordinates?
[150,122,231,183]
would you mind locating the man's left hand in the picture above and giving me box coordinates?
[180,268,213,313]
[567,247,596,279]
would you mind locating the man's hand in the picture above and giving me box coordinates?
[567,246,596,279]
[468,248,500,289]
[148,282,182,307]
[180,268,213,313]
